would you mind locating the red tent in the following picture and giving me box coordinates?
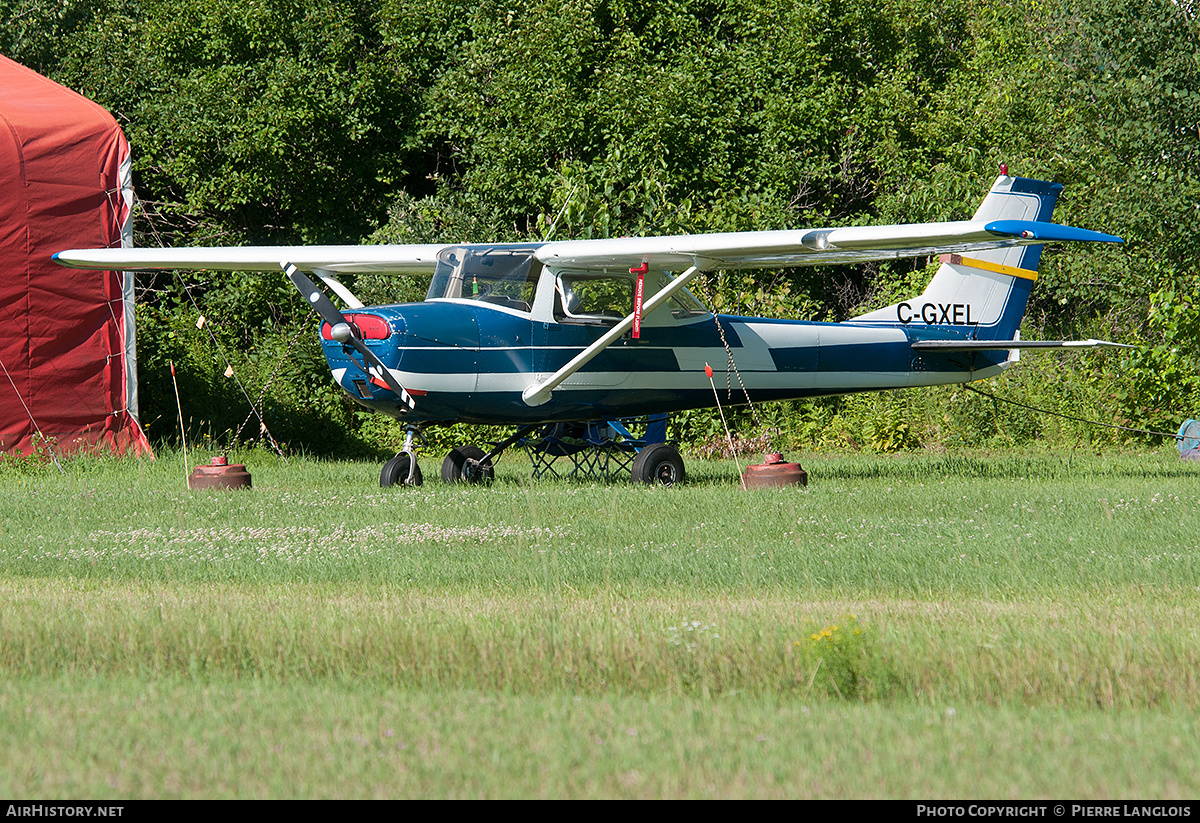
[0,55,151,457]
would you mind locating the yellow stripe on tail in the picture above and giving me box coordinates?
[938,253,1038,282]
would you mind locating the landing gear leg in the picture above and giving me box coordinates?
[381,427,424,487]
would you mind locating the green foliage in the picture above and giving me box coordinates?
[1118,285,1200,436]
[943,384,1028,448]
[135,300,381,456]
[797,616,892,700]
[861,397,921,453]
[0,436,62,477]
[1024,0,1200,323]
[66,0,425,245]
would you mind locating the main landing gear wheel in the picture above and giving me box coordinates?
[380,453,423,487]
[631,443,685,486]
[441,445,495,484]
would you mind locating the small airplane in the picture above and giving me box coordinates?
[55,173,1124,486]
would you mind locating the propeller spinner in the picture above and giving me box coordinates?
[282,262,415,414]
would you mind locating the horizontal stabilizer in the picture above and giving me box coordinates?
[911,338,1136,352]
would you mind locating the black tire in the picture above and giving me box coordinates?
[441,445,495,484]
[631,443,685,486]
[380,453,423,487]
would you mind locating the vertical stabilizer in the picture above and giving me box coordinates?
[854,175,1063,341]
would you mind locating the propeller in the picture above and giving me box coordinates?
[282,262,415,414]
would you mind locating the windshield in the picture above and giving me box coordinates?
[426,246,540,312]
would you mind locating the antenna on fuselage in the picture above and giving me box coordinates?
[541,182,580,242]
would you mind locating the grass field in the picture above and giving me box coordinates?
[1,446,1197,798]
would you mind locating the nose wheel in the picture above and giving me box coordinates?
[380,427,423,487]
[380,452,423,487]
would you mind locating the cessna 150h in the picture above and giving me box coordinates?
[55,174,1123,485]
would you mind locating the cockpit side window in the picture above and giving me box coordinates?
[554,271,710,325]
[554,273,632,325]
[427,246,540,312]
[666,280,708,319]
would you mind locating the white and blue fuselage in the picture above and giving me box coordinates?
[323,280,1011,426]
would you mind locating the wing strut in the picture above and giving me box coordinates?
[314,267,365,309]
[522,264,703,407]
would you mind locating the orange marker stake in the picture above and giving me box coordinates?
[705,362,744,484]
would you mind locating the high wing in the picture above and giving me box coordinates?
[53,221,1119,275]
[53,243,447,274]
[536,220,1121,271]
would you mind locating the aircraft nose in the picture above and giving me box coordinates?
[320,309,407,371]
[319,312,396,342]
